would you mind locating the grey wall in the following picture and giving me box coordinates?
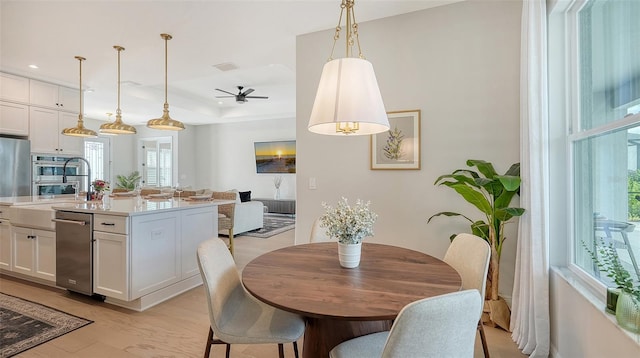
[195,117,296,197]
[296,0,522,298]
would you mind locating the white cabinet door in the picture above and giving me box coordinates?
[181,206,215,278]
[30,106,59,154]
[11,226,35,276]
[94,231,129,300]
[0,101,29,136]
[30,80,59,108]
[30,80,79,113]
[0,219,11,270]
[130,212,180,300]
[29,107,82,155]
[0,73,29,103]
[57,112,83,155]
[33,229,55,281]
[57,86,80,113]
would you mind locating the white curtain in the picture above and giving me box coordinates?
[511,0,550,356]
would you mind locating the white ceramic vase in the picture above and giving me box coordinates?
[338,242,362,268]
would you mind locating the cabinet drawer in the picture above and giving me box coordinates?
[94,214,128,234]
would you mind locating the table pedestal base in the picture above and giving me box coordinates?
[302,317,392,358]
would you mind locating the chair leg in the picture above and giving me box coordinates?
[278,343,284,358]
[293,341,299,358]
[225,344,230,358]
[478,320,490,358]
[228,229,234,257]
[204,327,214,358]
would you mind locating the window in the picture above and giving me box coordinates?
[141,137,172,187]
[84,137,110,188]
[571,0,640,286]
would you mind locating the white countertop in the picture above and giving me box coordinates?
[51,197,234,217]
[0,194,78,206]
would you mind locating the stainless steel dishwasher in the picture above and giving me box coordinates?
[54,211,94,296]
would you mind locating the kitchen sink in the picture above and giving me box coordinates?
[8,201,78,230]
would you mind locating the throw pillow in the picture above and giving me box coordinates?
[239,191,251,202]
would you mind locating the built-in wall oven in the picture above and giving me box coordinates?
[32,155,81,196]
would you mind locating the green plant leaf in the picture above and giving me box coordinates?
[467,159,497,179]
[447,183,492,215]
[505,162,521,176]
[427,211,475,224]
[497,175,522,192]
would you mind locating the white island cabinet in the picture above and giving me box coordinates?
[53,198,228,311]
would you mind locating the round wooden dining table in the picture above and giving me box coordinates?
[242,242,462,358]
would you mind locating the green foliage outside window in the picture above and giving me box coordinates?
[628,170,640,221]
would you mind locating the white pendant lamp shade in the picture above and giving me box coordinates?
[308,57,389,135]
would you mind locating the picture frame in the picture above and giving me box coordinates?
[370,110,421,170]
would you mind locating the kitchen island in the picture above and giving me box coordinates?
[52,197,233,311]
[1,195,232,311]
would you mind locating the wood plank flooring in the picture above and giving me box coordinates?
[0,229,526,358]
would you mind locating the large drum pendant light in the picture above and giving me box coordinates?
[147,33,185,131]
[61,56,98,138]
[307,0,389,136]
[100,45,136,135]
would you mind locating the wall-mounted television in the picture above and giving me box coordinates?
[254,140,296,174]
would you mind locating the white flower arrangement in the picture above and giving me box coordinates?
[319,197,378,244]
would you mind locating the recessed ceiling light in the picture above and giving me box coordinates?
[85,88,94,93]
[218,101,224,105]
[28,64,39,69]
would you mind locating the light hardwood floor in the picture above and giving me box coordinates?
[0,229,526,358]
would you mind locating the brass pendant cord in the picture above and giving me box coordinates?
[116,46,123,119]
[147,33,184,130]
[61,56,97,137]
[163,33,169,108]
[100,46,136,134]
[328,0,364,61]
[78,56,84,123]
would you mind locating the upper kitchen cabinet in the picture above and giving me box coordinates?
[0,73,29,103]
[0,101,29,136]
[29,80,80,113]
[29,107,83,155]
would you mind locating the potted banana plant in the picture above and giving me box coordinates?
[428,159,524,330]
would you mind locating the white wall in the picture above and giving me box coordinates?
[551,270,640,357]
[195,117,296,197]
[296,1,521,297]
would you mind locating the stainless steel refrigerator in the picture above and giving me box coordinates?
[0,137,31,197]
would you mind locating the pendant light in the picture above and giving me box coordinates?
[307,0,389,136]
[62,56,98,138]
[100,45,137,135]
[147,33,185,131]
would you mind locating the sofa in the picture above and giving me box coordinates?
[212,190,264,235]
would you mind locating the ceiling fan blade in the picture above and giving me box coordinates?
[215,88,236,95]
[245,96,269,99]
[242,88,255,96]
[215,95,234,98]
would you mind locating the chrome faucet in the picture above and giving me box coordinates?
[63,157,91,201]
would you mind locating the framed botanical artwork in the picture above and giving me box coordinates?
[370,110,421,170]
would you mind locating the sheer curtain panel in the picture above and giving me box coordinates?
[511,0,550,356]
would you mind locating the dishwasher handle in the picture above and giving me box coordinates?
[52,218,87,226]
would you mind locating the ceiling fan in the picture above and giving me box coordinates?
[215,86,269,104]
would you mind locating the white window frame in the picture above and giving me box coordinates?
[557,0,640,298]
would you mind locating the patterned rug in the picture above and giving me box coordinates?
[0,293,93,357]
[241,214,295,238]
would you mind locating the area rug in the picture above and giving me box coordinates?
[241,214,295,238]
[0,292,93,357]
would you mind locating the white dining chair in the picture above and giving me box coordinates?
[309,217,331,243]
[443,233,492,357]
[329,289,482,358]
[196,238,305,358]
